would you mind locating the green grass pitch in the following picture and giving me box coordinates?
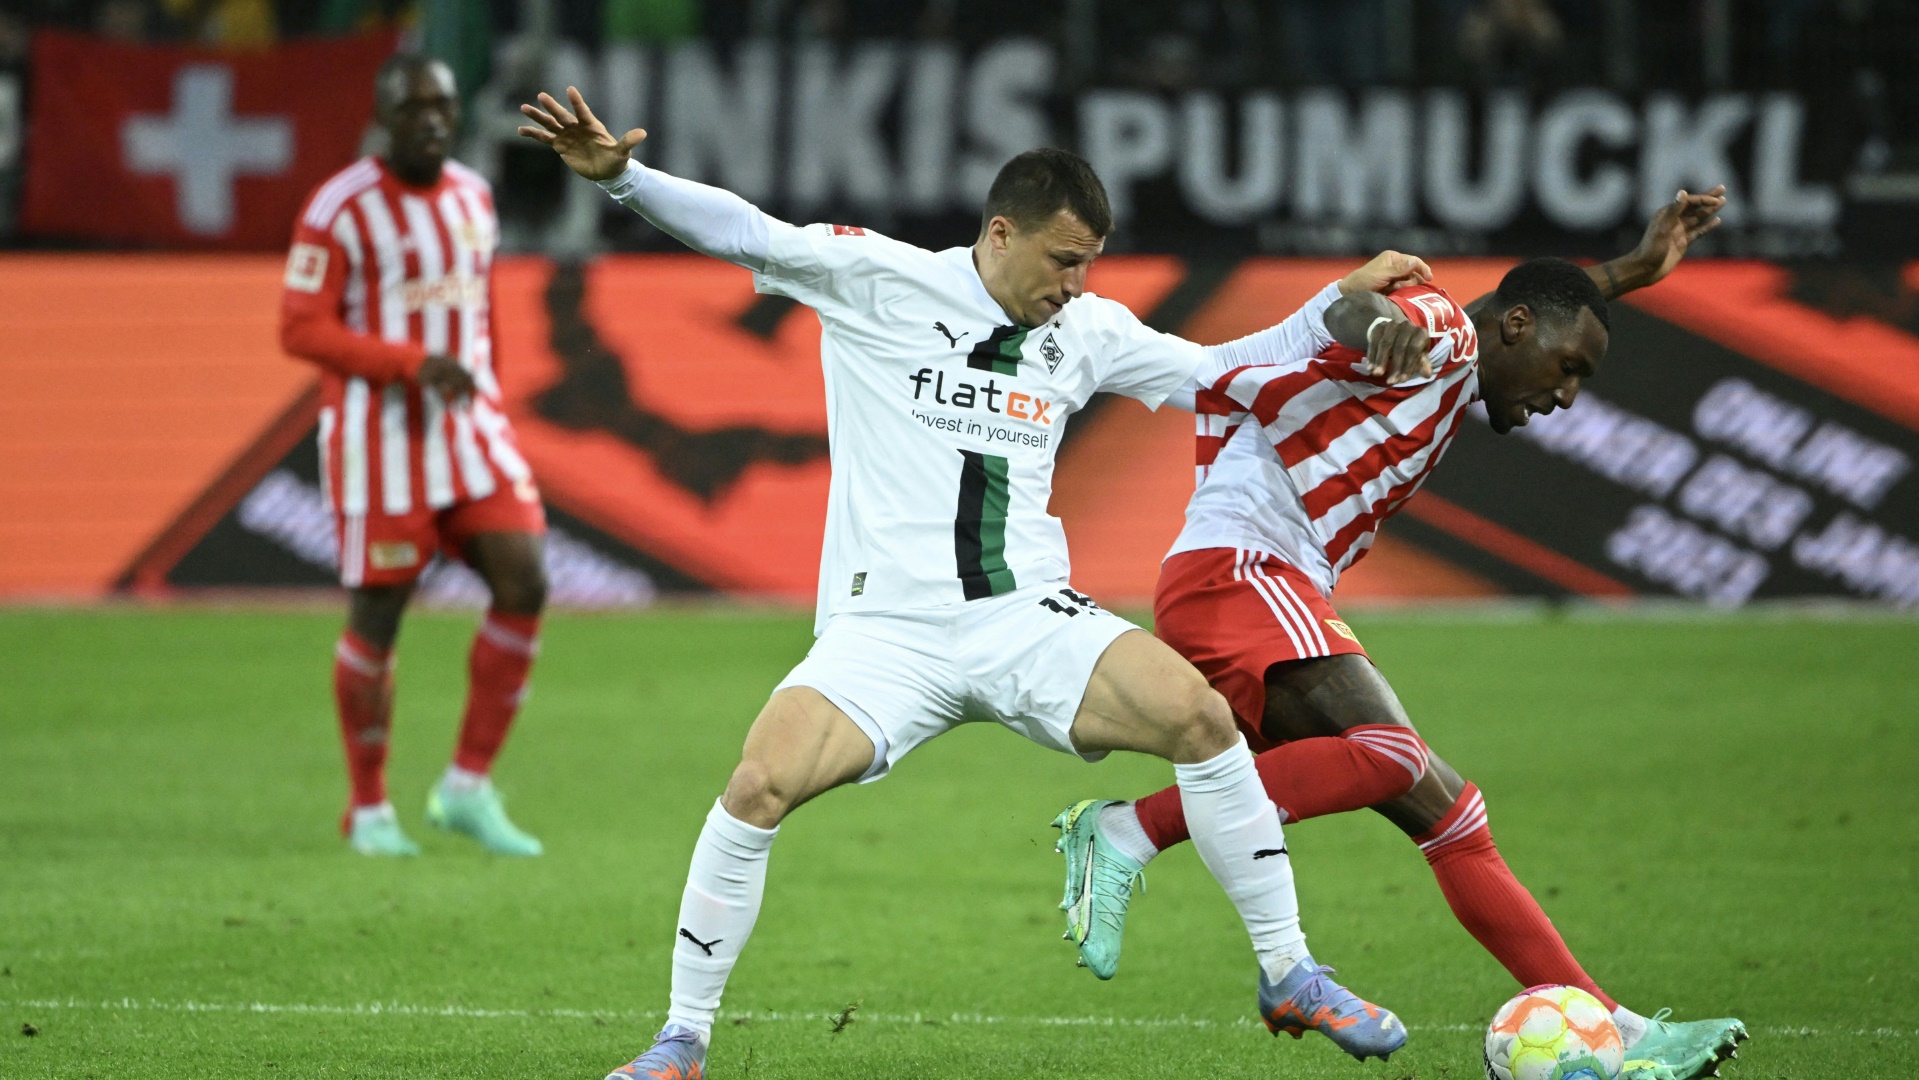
[2,605,1915,1078]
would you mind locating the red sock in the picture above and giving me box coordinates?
[1417,783,1617,1010]
[333,630,394,816]
[452,610,540,775]
[1135,725,1429,849]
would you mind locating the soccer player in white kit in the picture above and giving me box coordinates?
[517,87,1414,1077]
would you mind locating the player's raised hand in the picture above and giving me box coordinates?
[517,87,646,182]
[1630,186,1727,285]
[1339,250,1433,297]
[1367,318,1435,386]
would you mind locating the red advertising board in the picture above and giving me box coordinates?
[3,254,1916,608]
[20,30,396,250]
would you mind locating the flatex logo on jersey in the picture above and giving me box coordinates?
[906,368,1055,450]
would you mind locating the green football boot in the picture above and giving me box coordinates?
[1052,799,1145,980]
[346,804,421,857]
[425,778,544,856]
[1620,1009,1748,1080]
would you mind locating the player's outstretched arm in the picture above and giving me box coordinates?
[518,86,779,271]
[1588,186,1726,299]
[1173,250,1436,409]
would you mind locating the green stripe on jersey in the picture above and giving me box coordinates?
[966,325,1027,376]
[955,450,1017,600]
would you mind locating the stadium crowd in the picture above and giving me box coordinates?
[2,0,1914,95]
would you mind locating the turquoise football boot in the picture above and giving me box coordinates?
[425,777,543,856]
[345,804,420,857]
[606,1024,706,1080]
[1621,1010,1748,1080]
[1052,799,1145,979]
[1259,958,1407,1062]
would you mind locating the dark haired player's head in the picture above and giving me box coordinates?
[974,149,1113,328]
[375,55,459,187]
[1475,257,1611,435]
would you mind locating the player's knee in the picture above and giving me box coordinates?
[490,564,548,615]
[1168,680,1238,761]
[348,585,411,647]
[720,759,793,828]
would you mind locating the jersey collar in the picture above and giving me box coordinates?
[939,246,1021,326]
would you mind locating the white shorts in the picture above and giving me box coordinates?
[775,582,1141,782]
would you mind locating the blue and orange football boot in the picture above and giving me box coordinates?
[605,1024,706,1080]
[1258,957,1407,1062]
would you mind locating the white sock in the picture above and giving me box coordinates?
[1098,801,1161,866]
[440,764,488,795]
[1612,1005,1649,1049]
[665,799,778,1039]
[349,802,397,829]
[1174,736,1310,983]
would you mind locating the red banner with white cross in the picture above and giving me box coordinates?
[19,30,397,250]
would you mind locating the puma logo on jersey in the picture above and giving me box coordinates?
[933,322,969,348]
[679,928,723,955]
[1253,847,1288,860]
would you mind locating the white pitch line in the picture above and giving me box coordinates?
[0,998,1911,1040]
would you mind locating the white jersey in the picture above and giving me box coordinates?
[751,225,1204,631]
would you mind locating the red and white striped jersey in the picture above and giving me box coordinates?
[280,156,532,518]
[1168,284,1480,596]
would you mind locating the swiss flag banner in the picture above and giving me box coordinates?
[21,30,397,250]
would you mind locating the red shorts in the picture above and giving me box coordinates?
[335,479,546,588]
[1153,547,1368,751]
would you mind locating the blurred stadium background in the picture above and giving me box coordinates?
[0,0,1916,610]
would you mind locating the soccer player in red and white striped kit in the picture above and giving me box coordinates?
[1056,193,1750,1079]
[280,55,546,857]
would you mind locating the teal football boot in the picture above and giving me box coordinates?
[425,778,543,856]
[345,804,420,857]
[1621,1010,1748,1080]
[1052,799,1145,979]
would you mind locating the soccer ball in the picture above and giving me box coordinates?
[1483,984,1625,1080]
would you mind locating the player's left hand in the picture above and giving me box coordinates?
[1366,318,1434,386]
[518,87,646,182]
[1628,186,1726,285]
[1340,251,1433,297]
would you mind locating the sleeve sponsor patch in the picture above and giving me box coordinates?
[284,242,330,293]
[830,224,866,236]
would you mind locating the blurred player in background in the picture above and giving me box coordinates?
[280,55,547,858]
[1056,194,1749,1079]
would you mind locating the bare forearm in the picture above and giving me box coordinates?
[1588,255,1656,301]
[1323,292,1403,351]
